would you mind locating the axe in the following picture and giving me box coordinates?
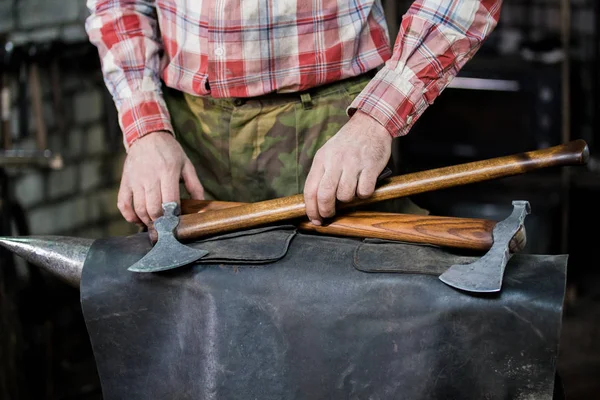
[129,140,589,278]
[176,198,526,253]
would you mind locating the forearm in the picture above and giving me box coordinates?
[85,0,173,149]
[349,0,503,137]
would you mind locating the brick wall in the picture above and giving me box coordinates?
[1,0,136,239]
[8,52,136,239]
[0,0,89,42]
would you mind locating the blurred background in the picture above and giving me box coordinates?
[0,0,599,399]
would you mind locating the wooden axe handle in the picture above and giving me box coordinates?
[177,199,526,252]
[149,140,588,243]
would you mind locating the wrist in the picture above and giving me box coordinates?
[352,110,393,142]
[147,130,173,137]
[127,130,176,151]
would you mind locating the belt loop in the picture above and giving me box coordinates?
[300,93,313,110]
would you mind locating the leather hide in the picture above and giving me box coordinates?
[80,227,567,400]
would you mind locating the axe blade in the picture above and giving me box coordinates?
[439,200,531,293]
[128,202,208,273]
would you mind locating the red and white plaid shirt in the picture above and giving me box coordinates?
[85,0,502,148]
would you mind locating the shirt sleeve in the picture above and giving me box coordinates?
[85,0,173,150]
[348,0,503,137]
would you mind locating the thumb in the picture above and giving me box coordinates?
[182,160,205,200]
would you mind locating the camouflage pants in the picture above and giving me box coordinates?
[164,74,427,215]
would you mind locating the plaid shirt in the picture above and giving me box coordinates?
[85,0,502,148]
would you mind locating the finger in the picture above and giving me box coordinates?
[132,187,151,226]
[336,167,360,203]
[160,170,181,205]
[304,162,324,225]
[317,167,343,219]
[144,183,163,221]
[182,160,205,200]
[356,168,379,199]
[117,181,142,225]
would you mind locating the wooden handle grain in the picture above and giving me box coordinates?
[150,140,588,243]
[175,199,526,252]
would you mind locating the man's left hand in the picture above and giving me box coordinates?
[304,110,392,225]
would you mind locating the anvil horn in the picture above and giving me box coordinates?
[0,236,93,288]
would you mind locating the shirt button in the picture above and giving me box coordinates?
[214,47,225,57]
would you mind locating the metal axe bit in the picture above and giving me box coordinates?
[438,200,531,293]
[128,202,209,273]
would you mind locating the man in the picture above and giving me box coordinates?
[85,0,502,227]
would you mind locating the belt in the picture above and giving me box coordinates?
[231,69,377,107]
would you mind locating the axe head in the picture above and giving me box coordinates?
[128,202,208,273]
[439,201,531,293]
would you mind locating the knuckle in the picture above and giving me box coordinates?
[135,206,149,220]
[303,187,317,201]
[117,198,132,213]
[147,206,162,220]
[319,207,335,218]
[145,188,160,200]
[318,177,337,193]
[357,186,374,199]
[317,198,335,216]
[320,183,336,193]
[164,163,180,175]
[304,199,316,214]
[337,190,354,203]
[317,187,335,203]
[336,181,356,203]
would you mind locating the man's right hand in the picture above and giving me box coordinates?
[117,131,205,226]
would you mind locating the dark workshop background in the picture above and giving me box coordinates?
[0,0,599,399]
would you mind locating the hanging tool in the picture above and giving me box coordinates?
[0,36,13,150]
[49,41,67,149]
[28,44,47,151]
[0,43,63,170]
[16,45,28,146]
[0,149,63,169]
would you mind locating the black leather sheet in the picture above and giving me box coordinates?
[80,228,567,400]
